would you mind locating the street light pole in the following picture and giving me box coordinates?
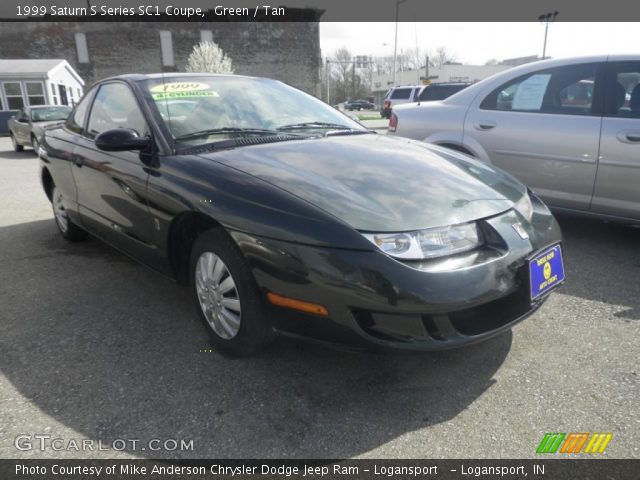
[325,58,330,104]
[538,11,559,59]
[392,0,408,86]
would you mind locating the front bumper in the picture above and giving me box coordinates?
[231,204,562,351]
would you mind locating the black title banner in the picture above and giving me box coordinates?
[1,0,640,21]
[1,459,638,480]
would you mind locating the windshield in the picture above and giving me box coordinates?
[142,76,365,144]
[31,106,72,122]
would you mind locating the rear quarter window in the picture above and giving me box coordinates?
[390,88,412,100]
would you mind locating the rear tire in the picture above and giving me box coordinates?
[10,133,23,152]
[52,187,88,242]
[190,228,271,357]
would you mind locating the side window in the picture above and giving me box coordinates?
[66,89,94,134]
[87,83,148,138]
[390,88,412,100]
[606,61,640,118]
[3,82,25,110]
[481,63,601,116]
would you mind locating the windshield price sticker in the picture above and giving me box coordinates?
[151,82,211,93]
[150,83,219,100]
[152,91,219,100]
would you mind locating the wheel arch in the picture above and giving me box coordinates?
[421,130,491,163]
[433,136,492,164]
[436,142,475,156]
[41,167,54,202]
[167,210,225,285]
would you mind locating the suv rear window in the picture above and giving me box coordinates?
[419,85,466,101]
[390,88,412,100]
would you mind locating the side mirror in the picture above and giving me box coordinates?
[95,128,150,152]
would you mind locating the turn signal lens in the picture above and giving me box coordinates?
[267,292,329,317]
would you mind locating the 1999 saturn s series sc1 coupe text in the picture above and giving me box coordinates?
[40,73,565,356]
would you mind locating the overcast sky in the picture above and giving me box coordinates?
[320,23,639,65]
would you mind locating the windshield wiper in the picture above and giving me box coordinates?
[277,122,355,131]
[175,127,282,142]
[277,122,374,136]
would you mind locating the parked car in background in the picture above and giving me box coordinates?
[416,82,471,102]
[8,105,72,154]
[344,99,376,111]
[380,85,422,118]
[39,73,563,356]
[389,55,640,223]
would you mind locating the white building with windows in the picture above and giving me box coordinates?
[0,59,84,133]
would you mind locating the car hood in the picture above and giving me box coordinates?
[202,134,525,232]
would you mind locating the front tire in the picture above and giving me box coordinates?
[31,135,40,156]
[10,133,23,152]
[190,228,271,357]
[52,187,88,242]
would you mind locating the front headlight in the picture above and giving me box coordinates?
[363,222,483,260]
[514,191,534,222]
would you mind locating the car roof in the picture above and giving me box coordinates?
[27,104,69,110]
[98,72,263,83]
[425,82,471,87]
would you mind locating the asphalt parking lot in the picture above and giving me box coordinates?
[0,136,638,459]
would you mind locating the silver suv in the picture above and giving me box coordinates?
[380,85,422,118]
[389,55,640,223]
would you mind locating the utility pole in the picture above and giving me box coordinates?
[325,58,330,104]
[538,11,559,59]
[392,0,408,86]
[425,55,429,82]
[352,57,356,99]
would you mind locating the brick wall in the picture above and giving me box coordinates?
[0,22,321,95]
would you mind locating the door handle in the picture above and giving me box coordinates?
[474,121,496,131]
[72,157,84,167]
[616,130,640,143]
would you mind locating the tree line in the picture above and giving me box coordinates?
[322,46,458,104]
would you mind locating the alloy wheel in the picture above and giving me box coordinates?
[195,251,242,339]
[52,188,69,233]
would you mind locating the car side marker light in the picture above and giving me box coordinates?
[267,292,329,317]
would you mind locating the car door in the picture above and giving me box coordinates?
[463,62,605,211]
[42,91,96,226]
[590,60,640,220]
[12,109,31,144]
[71,81,158,265]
